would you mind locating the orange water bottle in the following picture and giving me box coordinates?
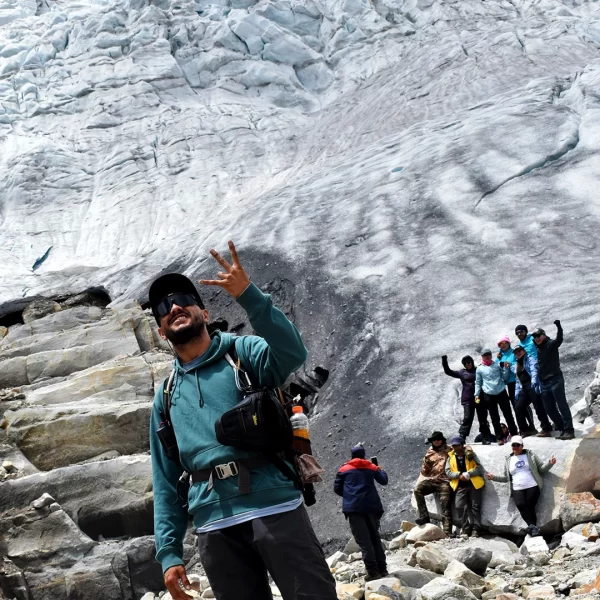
[290,405,312,455]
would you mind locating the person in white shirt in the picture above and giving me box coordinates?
[486,435,556,537]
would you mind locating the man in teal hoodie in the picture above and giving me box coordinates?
[148,241,336,600]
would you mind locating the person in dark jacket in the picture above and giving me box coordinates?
[533,320,574,440]
[442,355,489,442]
[334,444,388,580]
[509,345,552,437]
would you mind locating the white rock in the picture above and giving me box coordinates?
[522,584,555,599]
[31,492,56,509]
[327,551,349,569]
[520,536,549,555]
[389,533,407,550]
[140,594,155,600]
[2,460,14,471]
[560,531,588,550]
[406,524,446,543]
[343,537,361,555]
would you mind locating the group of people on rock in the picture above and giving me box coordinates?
[442,320,574,443]
[413,431,556,540]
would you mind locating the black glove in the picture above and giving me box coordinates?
[442,355,448,362]
[554,319,561,327]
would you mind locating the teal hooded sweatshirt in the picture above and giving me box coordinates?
[149,283,308,573]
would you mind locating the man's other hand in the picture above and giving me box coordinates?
[200,240,251,298]
[164,565,194,599]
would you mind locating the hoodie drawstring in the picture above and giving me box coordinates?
[195,370,204,408]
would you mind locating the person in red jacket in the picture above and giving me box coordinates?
[334,444,388,581]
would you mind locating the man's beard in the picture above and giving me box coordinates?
[163,313,205,346]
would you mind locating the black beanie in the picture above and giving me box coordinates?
[515,325,528,334]
[461,355,474,367]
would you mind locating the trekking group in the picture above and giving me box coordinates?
[147,241,571,599]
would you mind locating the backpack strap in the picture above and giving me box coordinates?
[162,368,176,424]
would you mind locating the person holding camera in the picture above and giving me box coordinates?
[334,445,389,581]
[148,241,336,600]
[533,320,574,440]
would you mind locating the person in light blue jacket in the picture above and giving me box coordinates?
[474,349,518,444]
[497,335,535,432]
[515,325,537,358]
[507,345,552,437]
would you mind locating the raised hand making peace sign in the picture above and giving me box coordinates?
[199,240,251,298]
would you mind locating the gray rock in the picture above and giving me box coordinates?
[31,492,55,509]
[444,560,486,598]
[327,550,348,568]
[420,578,478,600]
[416,545,451,574]
[386,563,438,588]
[364,577,406,600]
[448,547,492,575]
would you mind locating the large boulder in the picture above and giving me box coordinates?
[0,456,153,540]
[560,492,600,530]
[386,561,438,588]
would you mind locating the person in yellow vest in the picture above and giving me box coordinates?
[445,435,486,537]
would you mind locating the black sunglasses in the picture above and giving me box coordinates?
[511,443,523,447]
[155,293,198,318]
[532,333,543,338]
[515,330,526,334]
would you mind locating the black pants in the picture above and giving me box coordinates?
[540,373,573,433]
[413,479,452,533]
[512,485,541,526]
[483,390,518,439]
[458,402,489,440]
[454,485,482,531]
[197,506,337,600]
[509,381,535,430]
[347,513,387,575]
[516,386,552,433]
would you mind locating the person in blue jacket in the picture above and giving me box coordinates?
[474,349,518,444]
[148,241,336,600]
[515,325,538,358]
[497,336,535,432]
[506,345,552,437]
[334,444,388,581]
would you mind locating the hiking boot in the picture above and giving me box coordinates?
[471,529,481,538]
[529,525,541,537]
[365,572,381,582]
[462,526,473,537]
[379,570,389,578]
[520,431,536,438]
[558,431,575,440]
[415,517,430,526]
[497,440,504,446]
[482,439,491,445]
[536,430,552,437]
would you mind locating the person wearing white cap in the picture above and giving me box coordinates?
[486,436,556,537]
